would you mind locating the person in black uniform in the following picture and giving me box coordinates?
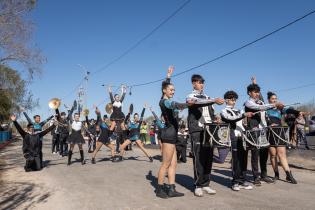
[115,104,153,162]
[11,114,57,171]
[51,122,60,154]
[220,90,254,191]
[54,100,76,157]
[91,107,116,163]
[186,74,224,197]
[85,116,97,153]
[244,78,284,186]
[176,123,188,163]
[22,110,54,168]
[156,66,193,199]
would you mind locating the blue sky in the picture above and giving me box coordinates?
[25,0,315,119]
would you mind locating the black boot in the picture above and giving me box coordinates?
[274,171,280,181]
[80,150,86,165]
[67,150,72,166]
[286,171,297,184]
[165,184,184,197]
[91,157,96,164]
[149,156,153,162]
[156,184,168,199]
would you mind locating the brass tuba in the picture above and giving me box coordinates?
[48,98,61,110]
[105,103,113,114]
[82,108,89,117]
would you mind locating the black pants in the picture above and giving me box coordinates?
[52,134,60,153]
[24,156,41,172]
[176,144,187,163]
[191,131,214,188]
[115,131,126,153]
[59,134,68,155]
[231,136,247,184]
[259,147,269,178]
[243,148,260,180]
[88,137,96,152]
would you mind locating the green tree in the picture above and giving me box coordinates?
[0,0,45,79]
[0,64,38,123]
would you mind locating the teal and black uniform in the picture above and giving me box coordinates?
[127,108,146,141]
[266,107,300,146]
[23,112,54,133]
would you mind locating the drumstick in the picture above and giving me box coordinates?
[253,103,301,115]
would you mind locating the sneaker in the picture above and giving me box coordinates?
[253,178,261,186]
[239,182,253,190]
[202,186,216,195]
[149,157,153,162]
[261,176,274,184]
[231,184,240,191]
[194,187,203,197]
[91,158,96,164]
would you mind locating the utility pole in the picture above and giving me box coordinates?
[77,64,90,117]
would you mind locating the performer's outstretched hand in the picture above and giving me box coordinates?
[275,102,285,110]
[245,112,254,118]
[251,76,257,84]
[144,103,148,108]
[108,85,112,93]
[10,114,17,121]
[214,98,225,105]
[167,65,174,78]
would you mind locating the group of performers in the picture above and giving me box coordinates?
[10,66,310,198]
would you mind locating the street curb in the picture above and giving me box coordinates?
[0,137,17,150]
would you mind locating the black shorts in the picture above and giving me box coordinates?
[267,128,287,147]
[160,125,177,144]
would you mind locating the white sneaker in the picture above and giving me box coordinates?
[232,184,241,191]
[194,188,204,197]
[202,186,216,195]
[239,183,253,190]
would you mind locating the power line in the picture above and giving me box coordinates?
[60,0,191,101]
[129,9,315,87]
[91,0,191,75]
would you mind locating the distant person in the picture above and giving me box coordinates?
[296,113,310,150]
[140,121,148,144]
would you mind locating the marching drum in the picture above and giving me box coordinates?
[204,123,231,147]
[267,126,290,146]
[243,128,270,149]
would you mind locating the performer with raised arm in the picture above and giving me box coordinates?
[186,74,224,197]
[244,77,284,186]
[108,84,127,131]
[266,91,305,184]
[11,114,57,171]
[55,100,76,157]
[115,104,153,162]
[220,90,254,191]
[67,113,88,165]
[22,110,54,167]
[91,107,116,164]
[156,66,193,199]
[149,107,165,157]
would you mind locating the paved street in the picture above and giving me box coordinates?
[1,136,315,210]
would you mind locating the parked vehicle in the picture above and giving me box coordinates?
[309,116,315,132]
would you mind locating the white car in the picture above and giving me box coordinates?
[309,116,315,132]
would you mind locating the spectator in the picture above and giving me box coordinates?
[140,121,148,144]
